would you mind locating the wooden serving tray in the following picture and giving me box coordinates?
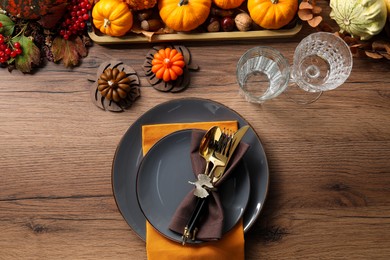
[87,23,302,45]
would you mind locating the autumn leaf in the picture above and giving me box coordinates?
[13,35,41,73]
[38,3,68,29]
[365,51,383,59]
[0,14,15,36]
[51,36,88,67]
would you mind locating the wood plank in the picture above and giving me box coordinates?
[1,1,390,258]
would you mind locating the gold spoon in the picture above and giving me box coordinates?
[198,126,222,176]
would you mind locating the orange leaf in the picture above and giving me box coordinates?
[381,53,390,60]
[298,9,313,21]
[351,43,371,50]
[299,1,313,10]
[364,51,383,59]
[308,16,322,27]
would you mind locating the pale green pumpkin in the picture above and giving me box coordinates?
[330,0,387,40]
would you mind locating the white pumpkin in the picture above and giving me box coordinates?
[330,0,387,40]
[384,0,390,20]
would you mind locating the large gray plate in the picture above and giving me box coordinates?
[136,129,250,243]
[112,98,269,241]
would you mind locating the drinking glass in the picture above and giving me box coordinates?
[291,32,353,93]
[236,46,290,104]
[236,32,353,104]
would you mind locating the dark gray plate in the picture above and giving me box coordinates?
[136,129,250,243]
[112,98,269,241]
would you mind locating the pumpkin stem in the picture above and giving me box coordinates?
[108,80,118,89]
[103,18,111,28]
[271,0,278,3]
[178,0,188,6]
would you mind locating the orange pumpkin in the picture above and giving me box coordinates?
[151,48,185,82]
[247,0,298,29]
[158,0,211,32]
[92,0,133,36]
[213,0,244,10]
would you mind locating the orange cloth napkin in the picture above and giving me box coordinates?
[141,121,245,260]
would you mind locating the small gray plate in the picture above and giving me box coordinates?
[136,130,250,243]
[112,98,269,241]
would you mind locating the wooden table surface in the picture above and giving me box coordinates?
[1,2,390,259]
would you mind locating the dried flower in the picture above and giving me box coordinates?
[298,0,323,28]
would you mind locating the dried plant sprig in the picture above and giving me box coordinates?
[335,32,390,60]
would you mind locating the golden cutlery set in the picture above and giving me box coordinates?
[182,125,250,244]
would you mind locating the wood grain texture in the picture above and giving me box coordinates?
[1,2,390,259]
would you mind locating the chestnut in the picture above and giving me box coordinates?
[221,16,235,32]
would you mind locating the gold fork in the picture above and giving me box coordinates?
[206,128,233,178]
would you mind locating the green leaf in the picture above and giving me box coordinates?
[13,35,41,73]
[51,36,88,68]
[0,14,15,36]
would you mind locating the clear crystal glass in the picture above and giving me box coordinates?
[292,32,353,92]
[236,46,290,104]
[236,33,353,104]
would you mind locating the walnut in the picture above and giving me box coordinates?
[234,13,252,32]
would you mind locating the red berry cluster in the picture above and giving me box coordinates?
[59,0,92,40]
[0,22,22,63]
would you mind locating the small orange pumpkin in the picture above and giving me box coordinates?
[213,0,244,10]
[152,48,185,82]
[247,0,298,29]
[158,0,212,32]
[92,0,133,36]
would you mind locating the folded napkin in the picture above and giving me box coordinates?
[169,130,249,241]
[142,121,238,155]
[142,121,245,260]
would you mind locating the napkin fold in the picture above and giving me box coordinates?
[142,121,238,155]
[168,130,249,241]
[142,121,245,260]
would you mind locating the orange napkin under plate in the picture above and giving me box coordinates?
[141,121,245,260]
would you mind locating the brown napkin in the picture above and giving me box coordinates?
[169,130,249,241]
